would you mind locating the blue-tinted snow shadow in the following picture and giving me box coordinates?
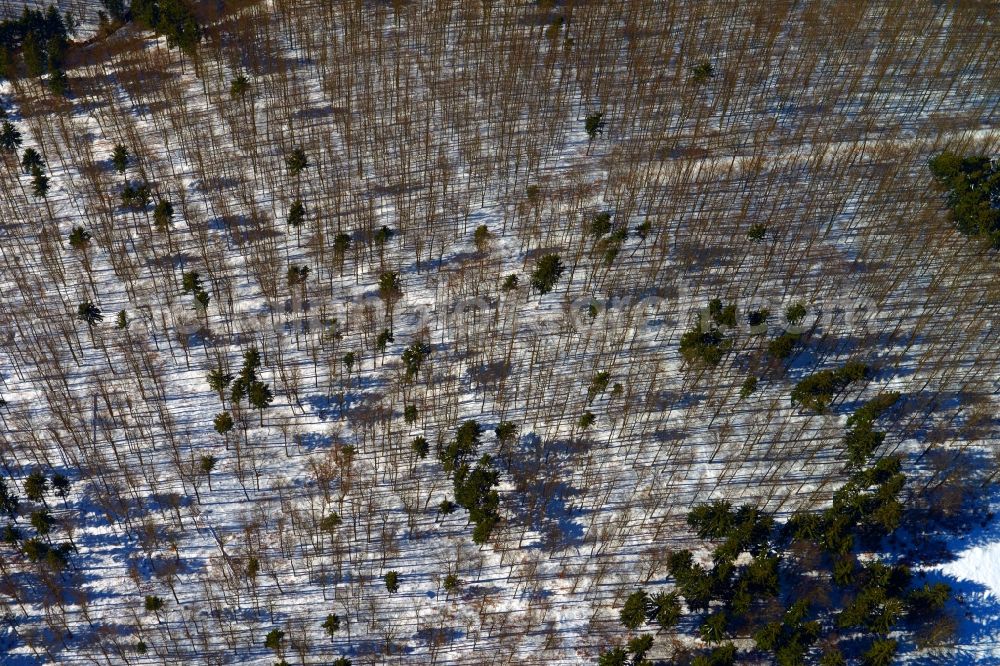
[505,432,587,551]
[304,381,378,421]
[0,654,42,666]
[348,637,414,659]
[304,393,339,420]
[907,571,1000,666]
[883,454,1000,662]
[296,431,333,452]
[414,626,463,646]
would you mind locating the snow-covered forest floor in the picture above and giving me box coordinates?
[0,0,998,664]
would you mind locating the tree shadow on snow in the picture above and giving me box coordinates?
[883,449,1000,662]
[505,432,587,552]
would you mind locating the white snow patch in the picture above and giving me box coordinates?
[941,541,1000,598]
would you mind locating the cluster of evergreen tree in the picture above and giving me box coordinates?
[766,304,809,361]
[112,145,158,214]
[400,340,431,381]
[2,470,75,574]
[131,0,202,56]
[0,6,70,92]
[440,420,501,545]
[181,270,211,310]
[587,211,628,266]
[98,0,128,23]
[928,151,1000,247]
[21,147,51,200]
[842,392,900,468]
[790,361,869,413]
[230,347,273,425]
[530,253,565,294]
[602,400,953,665]
[679,299,737,366]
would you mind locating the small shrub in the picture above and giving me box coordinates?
[635,220,651,239]
[691,61,715,84]
[443,573,461,593]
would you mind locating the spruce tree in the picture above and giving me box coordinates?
[321,613,341,637]
[248,381,274,425]
[286,147,308,176]
[401,341,431,381]
[0,477,19,518]
[30,164,48,198]
[333,233,351,274]
[584,112,605,141]
[691,61,715,84]
[230,74,250,99]
[68,226,91,251]
[0,121,21,152]
[21,147,43,173]
[264,628,285,654]
[214,411,234,435]
[199,455,217,490]
[111,144,129,177]
[619,590,649,630]
[48,66,69,96]
[153,199,174,232]
[51,473,70,505]
[287,200,305,230]
[76,300,104,328]
[530,254,564,294]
